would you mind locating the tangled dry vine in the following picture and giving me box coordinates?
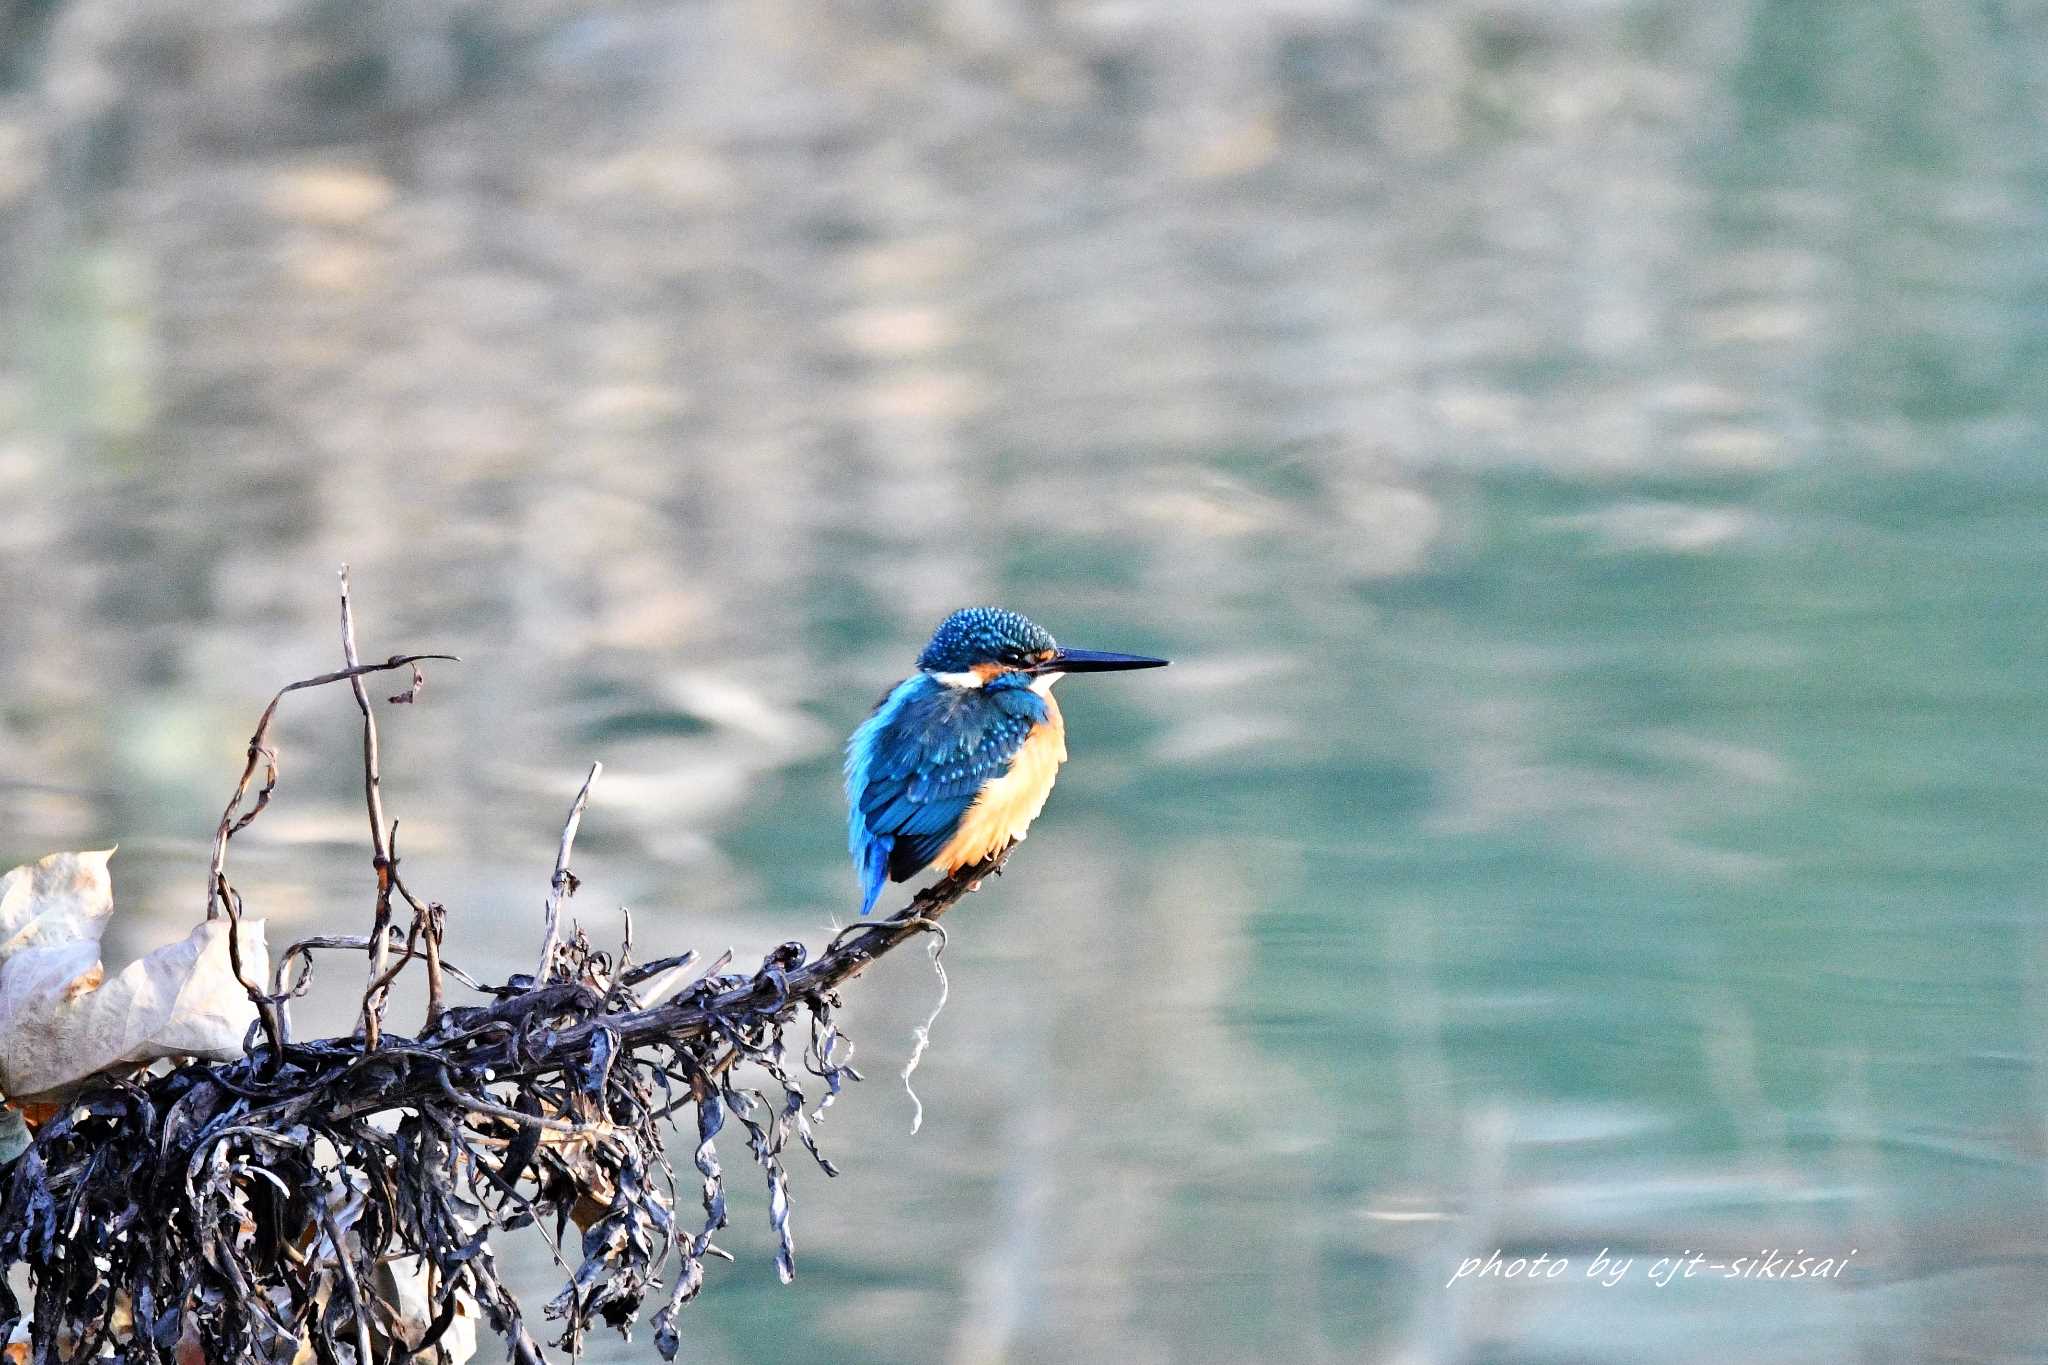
[0,573,1011,1363]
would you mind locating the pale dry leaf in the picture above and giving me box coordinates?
[376,1255,479,1364]
[0,850,267,1101]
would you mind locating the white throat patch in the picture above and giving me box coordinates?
[925,668,1064,693]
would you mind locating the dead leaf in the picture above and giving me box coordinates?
[376,1256,479,1364]
[0,851,267,1101]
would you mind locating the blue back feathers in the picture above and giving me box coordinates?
[845,609,1057,916]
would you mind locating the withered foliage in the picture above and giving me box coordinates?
[0,574,1004,1363]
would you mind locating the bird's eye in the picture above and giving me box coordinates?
[998,648,1028,666]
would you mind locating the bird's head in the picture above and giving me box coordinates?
[916,607,1168,690]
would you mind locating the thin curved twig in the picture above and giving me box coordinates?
[205,651,458,923]
[273,934,487,997]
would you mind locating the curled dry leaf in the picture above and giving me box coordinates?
[0,850,267,1102]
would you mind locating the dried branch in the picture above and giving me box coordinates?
[202,623,456,1066]
[339,565,401,1049]
[273,933,488,997]
[205,654,457,925]
[0,580,1017,1365]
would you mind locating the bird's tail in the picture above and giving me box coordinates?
[855,834,891,917]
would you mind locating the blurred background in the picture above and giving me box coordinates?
[3,1,2047,1361]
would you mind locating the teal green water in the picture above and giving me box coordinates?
[3,2,2047,1361]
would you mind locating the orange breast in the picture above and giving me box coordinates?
[933,695,1068,873]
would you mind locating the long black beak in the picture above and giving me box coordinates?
[1037,647,1170,674]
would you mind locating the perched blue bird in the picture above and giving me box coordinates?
[844,607,1168,916]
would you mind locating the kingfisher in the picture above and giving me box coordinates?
[844,607,1168,916]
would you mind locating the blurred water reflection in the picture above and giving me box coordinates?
[3,2,2046,1361]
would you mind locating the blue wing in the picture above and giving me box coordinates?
[844,675,1046,915]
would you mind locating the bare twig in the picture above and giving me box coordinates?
[206,654,457,924]
[273,933,487,997]
[423,901,448,1033]
[384,820,449,1033]
[214,875,283,1060]
[338,567,389,870]
[203,640,456,1066]
[536,762,602,984]
[339,566,400,1049]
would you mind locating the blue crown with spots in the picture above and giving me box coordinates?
[916,607,1057,673]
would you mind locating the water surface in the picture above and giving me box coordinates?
[2,2,2045,1360]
